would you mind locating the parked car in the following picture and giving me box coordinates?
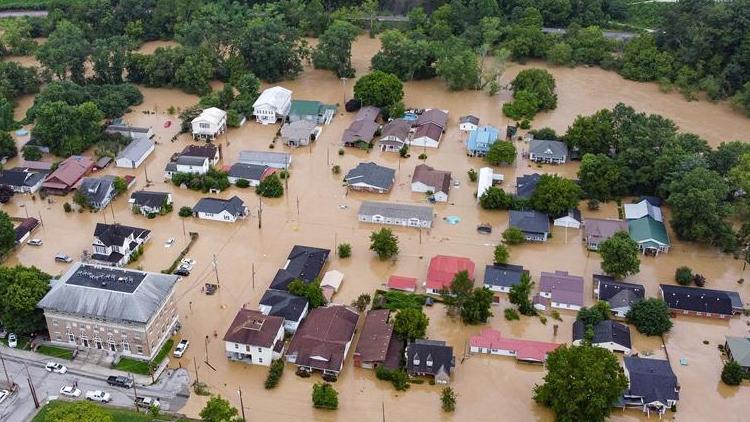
[54,253,72,263]
[106,375,133,388]
[0,390,9,404]
[85,390,111,403]
[135,396,161,409]
[45,362,68,374]
[59,386,81,397]
[27,239,43,246]
[173,268,190,277]
[7,333,17,348]
[173,339,189,358]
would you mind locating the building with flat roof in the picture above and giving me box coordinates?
[358,201,433,229]
[37,263,179,360]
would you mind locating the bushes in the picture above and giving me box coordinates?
[337,243,351,258]
[312,383,338,410]
[265,359,284,389]
[504,308,520,321]
[376,367,410,391]
[441,387,457,412]
[178,206,193,217]
[721,361,745,386]
[502,227,525,245]
[235,179,250,188]
[172,168,230,193]
[675,266,693,286]
[257,174,284,198]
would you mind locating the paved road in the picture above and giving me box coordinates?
[0,353,190,422]
[0,11,48,19]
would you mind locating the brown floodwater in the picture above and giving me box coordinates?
[3,35,750,421]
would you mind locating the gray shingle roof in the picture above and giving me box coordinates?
[345,162,395,190]
[358,201,433,222]
[573,320,631,349]
[509,210,550,234]
[193,196,246,215]
[37,263,178,324]
[176,156,208,166]
[529,139,568,159]
[238,150,292,167]
[260,289,308,321]
[515,173,541,199]
[228,163,268,181]
[624,357,679,405]
[93,223,150,247]
[79,176,116,206]
[130,191,170,208]
[484,264,526,288]
[116,138,154,162]
[406,339,454,377]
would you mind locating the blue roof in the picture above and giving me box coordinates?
[466,126,499,152]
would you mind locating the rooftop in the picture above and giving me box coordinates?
[259,289,309,321]
[286,305,359,373]
[354,309,394,363]
[345,162,396,190]
[624,357,679,405]
[539,271,584,307]
[426,255,475,291]
[484,264,526,289]
[412,164,451,194]
[529,139,568,158]
[358,201,433,222]
[470,328,559,362]
[573,320,632,350]
[660,284,737,315]
[269,245,330,291]
[223,308,284,348]
[509,210,550,234]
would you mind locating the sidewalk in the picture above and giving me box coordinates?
[0,345,157,385]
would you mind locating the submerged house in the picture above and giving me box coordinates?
[572,320,632,354]
[466,126,499,157]
[191,107,227,140]
[227,163,275,187]
[593,275,645,318]
[724,336,750,374]
[459,115,479,132]
[410,109,448,148]
[259,289,309,334]
[583,218,629,250]
[0,167,49,193]
[78,176,118,210]
[622,357,679,416]
[223,308,284,366]
[353,309,402,370]
[238,150,292,169]
[379,119,411,152]
[425,255,475,295]
[344,162,395,193]
[509,210,550,242]
[659,284,743,319]
[342,106,380,148]
[287,99,336,125]
[129,191,173,216]
[483,263,527,295]
[358,201,433,229]
[628,216,670,255]
[91,223,151,267]
[537,270,584,311]
[406,339,455,384]
[115,138,154,169]
[253,86,293,125]
[528,139,568,164]
[192,196,248,223]
[470,328,559,364]
[42,155,95,195]
[411,164,451,202]
[280,120,318,148]
[268,245,330,291]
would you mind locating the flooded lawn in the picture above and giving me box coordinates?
[3,35,750,421]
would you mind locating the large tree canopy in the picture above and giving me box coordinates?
[0,264,52,334]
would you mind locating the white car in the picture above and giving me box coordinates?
[85,390,111,403]
[54,253,72,263]
[173,339,189,357]
[59,386,81,397]
[0,390,9,404]
[27,239,43,246]
[7,333,17,348]
[45,362,68,374]
[181,258,196,266]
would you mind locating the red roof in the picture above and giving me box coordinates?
[387,275,417,291]
[470,328,560,363]
[426,255,475,290]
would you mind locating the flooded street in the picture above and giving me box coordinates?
[3,35,750,421]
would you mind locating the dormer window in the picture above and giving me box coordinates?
[426,358,433,367]
[413,353,420,366]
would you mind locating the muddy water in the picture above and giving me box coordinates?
[3,35,750,421]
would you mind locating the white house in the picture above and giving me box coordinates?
[192,196,248,223]
[411,164,451,202]
[91,223,151,267]
[259,289,309,334]
[253,86,293,124]
[223,308,284,366]
[115,138,155,169]
[358,201,433,229]
[191,107,227,140]
[572,320,632,354]
[459,115,479,132]
[129,191,173,216]
[476,167,503,201]
[165,156,210,179]
[238,150,292,169]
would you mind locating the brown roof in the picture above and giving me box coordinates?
[583,218,628,243]
[342,120,379,145]
[181,144,218,159]
[223,308,284,348]
[43,156,94,189]
[413,122,443,142]
[412,164,451,194]
[381,119,411,141]
[416,109,448,129]
[354,309,394,363]
[287,305,359,373]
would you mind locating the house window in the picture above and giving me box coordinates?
[122,341,130,352]
[413,357,420,366]
[67,331,75,343]
[258,347,262,352]
[426,359,433,367]
[234,343,239,349]
[258,358,263,363]
[137,346,143,354]
[199,123,210,129]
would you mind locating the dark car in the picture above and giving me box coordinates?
[173,268,190,277]
[106,375,133,388]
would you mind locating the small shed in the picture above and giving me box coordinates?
[321,270,344,292]
[387,275,417,292]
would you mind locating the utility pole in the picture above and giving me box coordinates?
[193,358,200,384]
[0,349,11,385]
[131,373,140,413]
[251,263,255,289]
[296,195,300,220]
[238,386,247,421]
[258,197,262,229]
[212,254,220,286]
[110,201,116,224]
[182,217,186,238]
[144,165,150,184]
[24,364,38,409]
[38,210,46,236]
[204,335,210,366]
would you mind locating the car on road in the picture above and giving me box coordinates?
[0,390,9,404]
[59,386,81,397]
[135,396,161,409]
[54,253,72,263]
[106,375,133,388]
[173,339,189,357]
[7,333,17,348]
[27,239,43,246]
[85,390,111,403]
[45,362,68,374]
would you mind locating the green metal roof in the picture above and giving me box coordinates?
[290,100,321,117]
[628,216,670,246]
[726,336,750,367]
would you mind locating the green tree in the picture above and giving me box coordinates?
[43,401,114,422]
[534,345,628,422]
[442,270,474,316]
[460,287,494,324]
[312,20,360,78]
[22,146,42,161]
[199,395,240,422]
[301,0,329,36]
[174,49,214,95]
[530,174,582,216]
[502,227,525,245]
[36,20,90,83]
[577,154,626,201]
[112,176,128,196]
[288,279,326,308]
[563,109,614,155]
[546,42,573,66]
[353,70,404,109]
[441,387,457,412]
[31,101,104,157]
[598,232,640,279]
[479,186,512,210]
[0,132,18,159]
[238,17,306,82]
[675,266,693,286]
[709,141,750,176]
[506,68,557,118]
[91,36,130,84]
[620,34,673,82]
[393,308,429,341]
[0,264,51,334]
[338,243,352,258]
[576,301,611,328]
[257,174,284,198]
[485,141,516,165]
[312,383,338,409]
[369,228,399,260]
[721,361,745,386]
[434,39,480,90]
[0,211,16,255]
[494,244,509,264]
[371,30,432,81]
[179,206,193,217]
[626,298,673,336]
[508,272,536,316]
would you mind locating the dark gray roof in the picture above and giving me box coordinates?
[529,139,568,159]
[406,339,454,377]
[269,245,330,291]
[345,162,395,190]
[228,163,267,181]
[130,191,170,208]
[193,196,246,216]
[509,210,550,234]
[37,263,178,324]
[238,150,292,167]
[515,173,541,199]
[93,223,150,247]
[624,357,679,405]
[415,109,448,130]
[594,275,645,305]
[176,156,208,166]
[573,320,631,349]
[484,264,526,288]
[459,115,479,125]
[660,284,737,315]
[79,176,116,206]
[259,289,308,321]
[181,144,217,159]
[555,208,582,222]
[0,167,48,188]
